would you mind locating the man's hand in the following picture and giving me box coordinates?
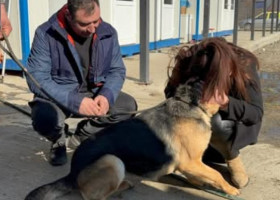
[79,97,102,116]
[93,95,109,115]
[79,95,109,116]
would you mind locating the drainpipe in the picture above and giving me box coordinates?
[263,0,267,36]
[195,0,201,41]
[19,0,30,65]
[233,0,239,45]
[154,0,158,50]
[271,0,275,34]
[202,0,210,38]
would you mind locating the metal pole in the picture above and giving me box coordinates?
[276,0,280,31]
[271,0,275,33]
[233,0,239,45]
[139,0,150,84]
[202,0,210,38]
[251,0,256,40]
[154,0,158,50]
[263,0,267,36]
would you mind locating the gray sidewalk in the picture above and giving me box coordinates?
[0,31,280,200]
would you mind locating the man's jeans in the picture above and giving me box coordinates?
[29,92,137,144]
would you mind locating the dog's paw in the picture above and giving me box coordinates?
[226,185,240,196]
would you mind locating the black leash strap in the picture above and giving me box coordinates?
[0,32,168,119]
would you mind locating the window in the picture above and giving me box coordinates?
[224,0,229,9]
[164,0,173,5]
[231,0,234,10]
[117,0,133,1]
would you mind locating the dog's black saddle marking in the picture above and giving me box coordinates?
[70,118,173,177]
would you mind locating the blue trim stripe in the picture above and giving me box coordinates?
[195,0,200,41]
[2,38,180,70]
[19,0,30,65]
[121,38,180,57]
[0,60,22,71]
[192,30,233,41]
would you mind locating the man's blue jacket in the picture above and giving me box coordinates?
[26,6,126,114]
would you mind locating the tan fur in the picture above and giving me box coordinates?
[227,156,249,188]
[161,104,239,195]
[77,155,130,200]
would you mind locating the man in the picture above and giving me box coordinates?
[26,0,137,166]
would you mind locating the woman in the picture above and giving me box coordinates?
[165,37,263,188]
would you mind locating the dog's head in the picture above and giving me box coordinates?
[167,79,204,116]
[173,78,202,106]
[172,79,219,117]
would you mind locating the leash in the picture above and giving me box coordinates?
[170,173,245,200]
[0,32,169,119]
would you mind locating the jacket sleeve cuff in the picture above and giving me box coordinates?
[68,92,85,114]
[99,87,114,106]
[226,96,244,121]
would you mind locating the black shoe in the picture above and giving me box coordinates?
[49,141,67,166]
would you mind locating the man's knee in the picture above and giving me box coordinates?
[29,100,65,141]
[118,92,138,112]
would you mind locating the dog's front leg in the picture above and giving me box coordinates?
[177,160,240,196]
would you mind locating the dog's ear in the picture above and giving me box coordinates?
[174,84,192,104]
[189,80,203,105]
[174,80,203,106]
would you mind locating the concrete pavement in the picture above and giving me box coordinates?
[0,31,280,200]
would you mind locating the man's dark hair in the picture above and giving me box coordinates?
[67,0,100,18]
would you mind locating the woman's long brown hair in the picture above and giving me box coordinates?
[167,37,259,102]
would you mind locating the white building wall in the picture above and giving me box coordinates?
[28,0,68,46]
[100,0,112,22]
[48,0,67,16]
[209,1,218,32]
[5,0,22,58]
[28,0,50,47]
[173,0,180,40]
[6,0,181,62]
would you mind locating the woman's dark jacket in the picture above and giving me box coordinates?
[222,64,263,152]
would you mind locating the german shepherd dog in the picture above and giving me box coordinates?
[25,81,239,200]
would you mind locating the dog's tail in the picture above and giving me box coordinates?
[24,176,74,200]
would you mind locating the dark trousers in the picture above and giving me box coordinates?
[203,113,239,163]
[29,92,137,144]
